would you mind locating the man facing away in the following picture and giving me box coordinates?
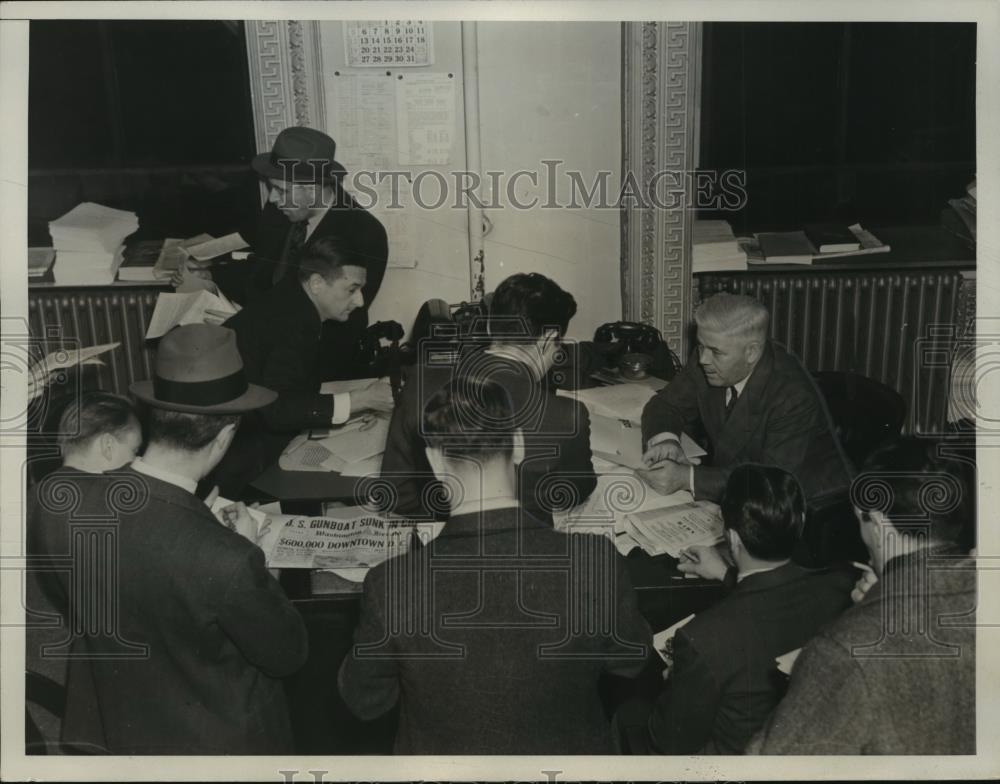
[380,272,596,521]
[623,464,854,754]
[339,375,651,754]
[747,437,976,754]
[212,237,394,496]
[30,325,308,754]
[25,392,143,752]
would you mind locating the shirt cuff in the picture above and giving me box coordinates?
[689,465,695,497]
[331,392,351,425]
[647,431,681,450]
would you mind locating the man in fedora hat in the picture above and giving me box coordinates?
[32,324,309,754]
[206,126,389,380]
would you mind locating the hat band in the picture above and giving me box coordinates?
[270,154,336,182]
[153,369,249,407]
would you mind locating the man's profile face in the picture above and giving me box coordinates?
[311,265,367,322]
[695,327,756,387]
[266,178,322,223]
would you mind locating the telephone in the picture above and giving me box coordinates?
[592,321,680,381]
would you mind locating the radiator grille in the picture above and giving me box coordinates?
[697,271,963,434]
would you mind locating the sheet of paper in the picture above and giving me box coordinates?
[624,502,724,558]
[344,20,434,68]
[776,648,803,676]
[320,378,379,396]
[558,383,659,421]
[184,232,248,261]
[340,452,384,477]
[328,73,397,168]
[36,342,120,374]
[653,613,696,664]
[396,73,456,165]
[145,291,238,339]
[318,417,390,463]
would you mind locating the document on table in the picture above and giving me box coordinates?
[558,383,660,421]
[623,502,724,558]
[145,290,239,339]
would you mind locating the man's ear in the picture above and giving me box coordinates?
[727,528,743,556]
[743,338,763,365]
[99,433,115,461]
[511,429,525,465]
[212,422,238,456]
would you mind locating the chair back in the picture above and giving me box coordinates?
[812,371,907,468]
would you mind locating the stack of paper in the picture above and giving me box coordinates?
[623,501,724,557]
[49,202,138,285]
[693,219,748,272]
[28,248,55,279]
[279,415,390,475]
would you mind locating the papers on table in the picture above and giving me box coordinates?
[558,381,662,421]
[145,290,239,339]
[591,417,705,471]
[182,232,248,261]
[278,414,391,474]
[28,248,55,278]
[623,501,724,558]
[49,202,138,286]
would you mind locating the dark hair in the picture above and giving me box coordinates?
[488,273,577,338]
[720,464,806,560]
[853,437,971,547]
[296,236,367,283]
[57,392,139,453]
[147,408,240,452]
[422,375,514,461]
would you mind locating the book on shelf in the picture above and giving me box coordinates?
[28,247,56,278]
[804,224,861,254]
[756,230,817,265]
[812,224,890,260]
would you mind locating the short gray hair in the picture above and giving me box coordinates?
[694,293,769,342]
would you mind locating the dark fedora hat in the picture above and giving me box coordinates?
[131,324,276,414]
[251,126,347,184]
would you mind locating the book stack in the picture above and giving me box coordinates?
[117,240,163,282]
[753,223,889,265]
[693,220,748,272]
[49,202,138,285]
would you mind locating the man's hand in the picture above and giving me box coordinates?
[169,260,213,288]
[850,561,878,603]
[636,460,689,496]
[350,379,395,414]
[219,502,272,548]
[677,543,730,582]
[642,439,691,467]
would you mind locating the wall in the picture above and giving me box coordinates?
[476,22,622,340]
[310,21,622,340]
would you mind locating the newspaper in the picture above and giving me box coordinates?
[623,501,724,558]
[145,290,239,339]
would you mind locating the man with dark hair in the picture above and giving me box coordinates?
[624,464,853,755]
[339,375,650,754]
[747,438,976,754]
[56,391,142,473]
[30,324,308,754]
[380,272,596,520]
[213,236,394,495]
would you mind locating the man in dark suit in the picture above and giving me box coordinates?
[212,237,394,496]
[629,464,854,754]
[187,126,389,380]
[30,325,308,754]
[638,293,851,508]
[339,375,651,754]
[379,272,596,521]
[747,438,976,754]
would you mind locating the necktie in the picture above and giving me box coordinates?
[725,386,738,420]
[274,220,308,284]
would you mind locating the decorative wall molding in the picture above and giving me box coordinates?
[245,20,327,151]
[621,21,701,360]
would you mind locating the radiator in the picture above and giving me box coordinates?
[697,270,964,434]
[28,287,161,397]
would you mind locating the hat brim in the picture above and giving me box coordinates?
[129,380,277,415]
[251,153,347,183]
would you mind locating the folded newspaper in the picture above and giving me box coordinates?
[145,290,239,339]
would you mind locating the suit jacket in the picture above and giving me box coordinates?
[379,349,597,521]
[214,276,336,496]
[29,467,308,754]
[648,562,854,754]
[219,194,389,381]
[641,342,852,505]
[747,547,976,754]
[338,506,651,754]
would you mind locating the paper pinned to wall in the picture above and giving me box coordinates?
[344,20,433,68]
[328,73,397,169]
[396,73,456,165]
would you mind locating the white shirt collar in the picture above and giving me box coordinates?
[131,457,199,495]
[732,373,751,397]
[737,560,789,583]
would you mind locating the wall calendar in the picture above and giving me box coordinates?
[344,20,433,67]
